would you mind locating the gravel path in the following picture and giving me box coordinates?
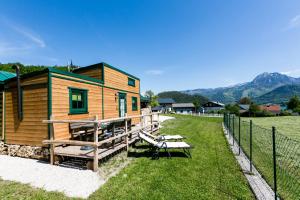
[0,155,104,198]
[159,115,175,122]
[0,116,174,198]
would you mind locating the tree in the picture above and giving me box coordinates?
[193,100,200,112]
[239,97,252,104]
[249,103,260,117]
[225,104,240,115]
[145,90,159,107]
[287,96,300,110]
[145,90,154,100]
[150,95,159,107]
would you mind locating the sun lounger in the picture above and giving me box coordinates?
[141,130,185,141]
[138,132,192,159]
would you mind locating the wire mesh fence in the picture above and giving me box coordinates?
[223,114,300,200]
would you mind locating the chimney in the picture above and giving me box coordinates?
[12,65,22,120]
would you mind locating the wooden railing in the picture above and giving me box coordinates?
[42,112,160,171]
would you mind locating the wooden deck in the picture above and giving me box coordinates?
[54,132,139,160]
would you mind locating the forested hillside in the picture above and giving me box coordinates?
[0,63,68,74]
[158,91,208,105]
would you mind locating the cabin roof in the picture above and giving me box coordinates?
[4,67,104,85]
[140,95,150,102]
[73,62,140,80]
[0,71,16,83]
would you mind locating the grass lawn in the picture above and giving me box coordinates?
[0,115,254,199]
[242,116,300,141]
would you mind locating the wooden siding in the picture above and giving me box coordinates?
[127,93,140,124]
[51,76,102,140]
[5,86,48,146]
[0,92,2,140]
[103,88,140,124]
[72,67,103,80]
[103,66,140,94]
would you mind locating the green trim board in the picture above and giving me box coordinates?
[47,72,52,139]
[69,87,89,114]
[52,73,139,95]
[73,62,140,81]
[4,67,104,85]
[49,68,104,84]
[51,75,101,87]
[103,85,139,95]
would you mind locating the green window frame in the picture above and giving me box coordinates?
[69,88,88,114]
[132,96,138,111]
[128,77,135,87]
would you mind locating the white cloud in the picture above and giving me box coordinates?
[3,19,46,48]
[281,69,300,77]
[145,70,164,75]
[285,14,300,30]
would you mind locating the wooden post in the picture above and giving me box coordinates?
[157,112,160,133]
[49,115,55,165]
[93,115,99,172]
[125,119,128,151]
[150,113,153,133]
[112,123,115,148]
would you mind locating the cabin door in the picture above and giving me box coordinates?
[118,93,127,117]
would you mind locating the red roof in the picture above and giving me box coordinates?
[259,105,281,113]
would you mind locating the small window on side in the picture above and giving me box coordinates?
[128,77,135,87]
[69,88,88,114]
[132,96,138,111]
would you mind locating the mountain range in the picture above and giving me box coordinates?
[183,72,300,104]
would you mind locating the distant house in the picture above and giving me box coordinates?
[153,98,175,113]
[202,101,224,113]
[151,105,163,112]
[239,104,250,114]
[172,103,195,114]
[259,104,281,115]
[158,98,175,107]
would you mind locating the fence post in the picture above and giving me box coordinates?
[238,116,241,155]
[232,115,235,145]
[272,126,278,200]
[228,114,231,135]
[93,115,99,172]
[250,120,253,172]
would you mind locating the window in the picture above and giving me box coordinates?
[69,88,88,114]
[132,96,138,111]
[128,77,135,87]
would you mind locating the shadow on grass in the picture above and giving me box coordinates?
[128,150,189,159]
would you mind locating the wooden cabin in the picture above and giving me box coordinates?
[1,62,140,146]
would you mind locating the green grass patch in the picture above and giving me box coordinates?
[243,116,300,141]
[0,115,254,199]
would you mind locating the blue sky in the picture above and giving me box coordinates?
[1,0,300,93]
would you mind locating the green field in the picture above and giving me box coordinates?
[229,116,300,199]
[242,116,300,141]
[0,115,254,199]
